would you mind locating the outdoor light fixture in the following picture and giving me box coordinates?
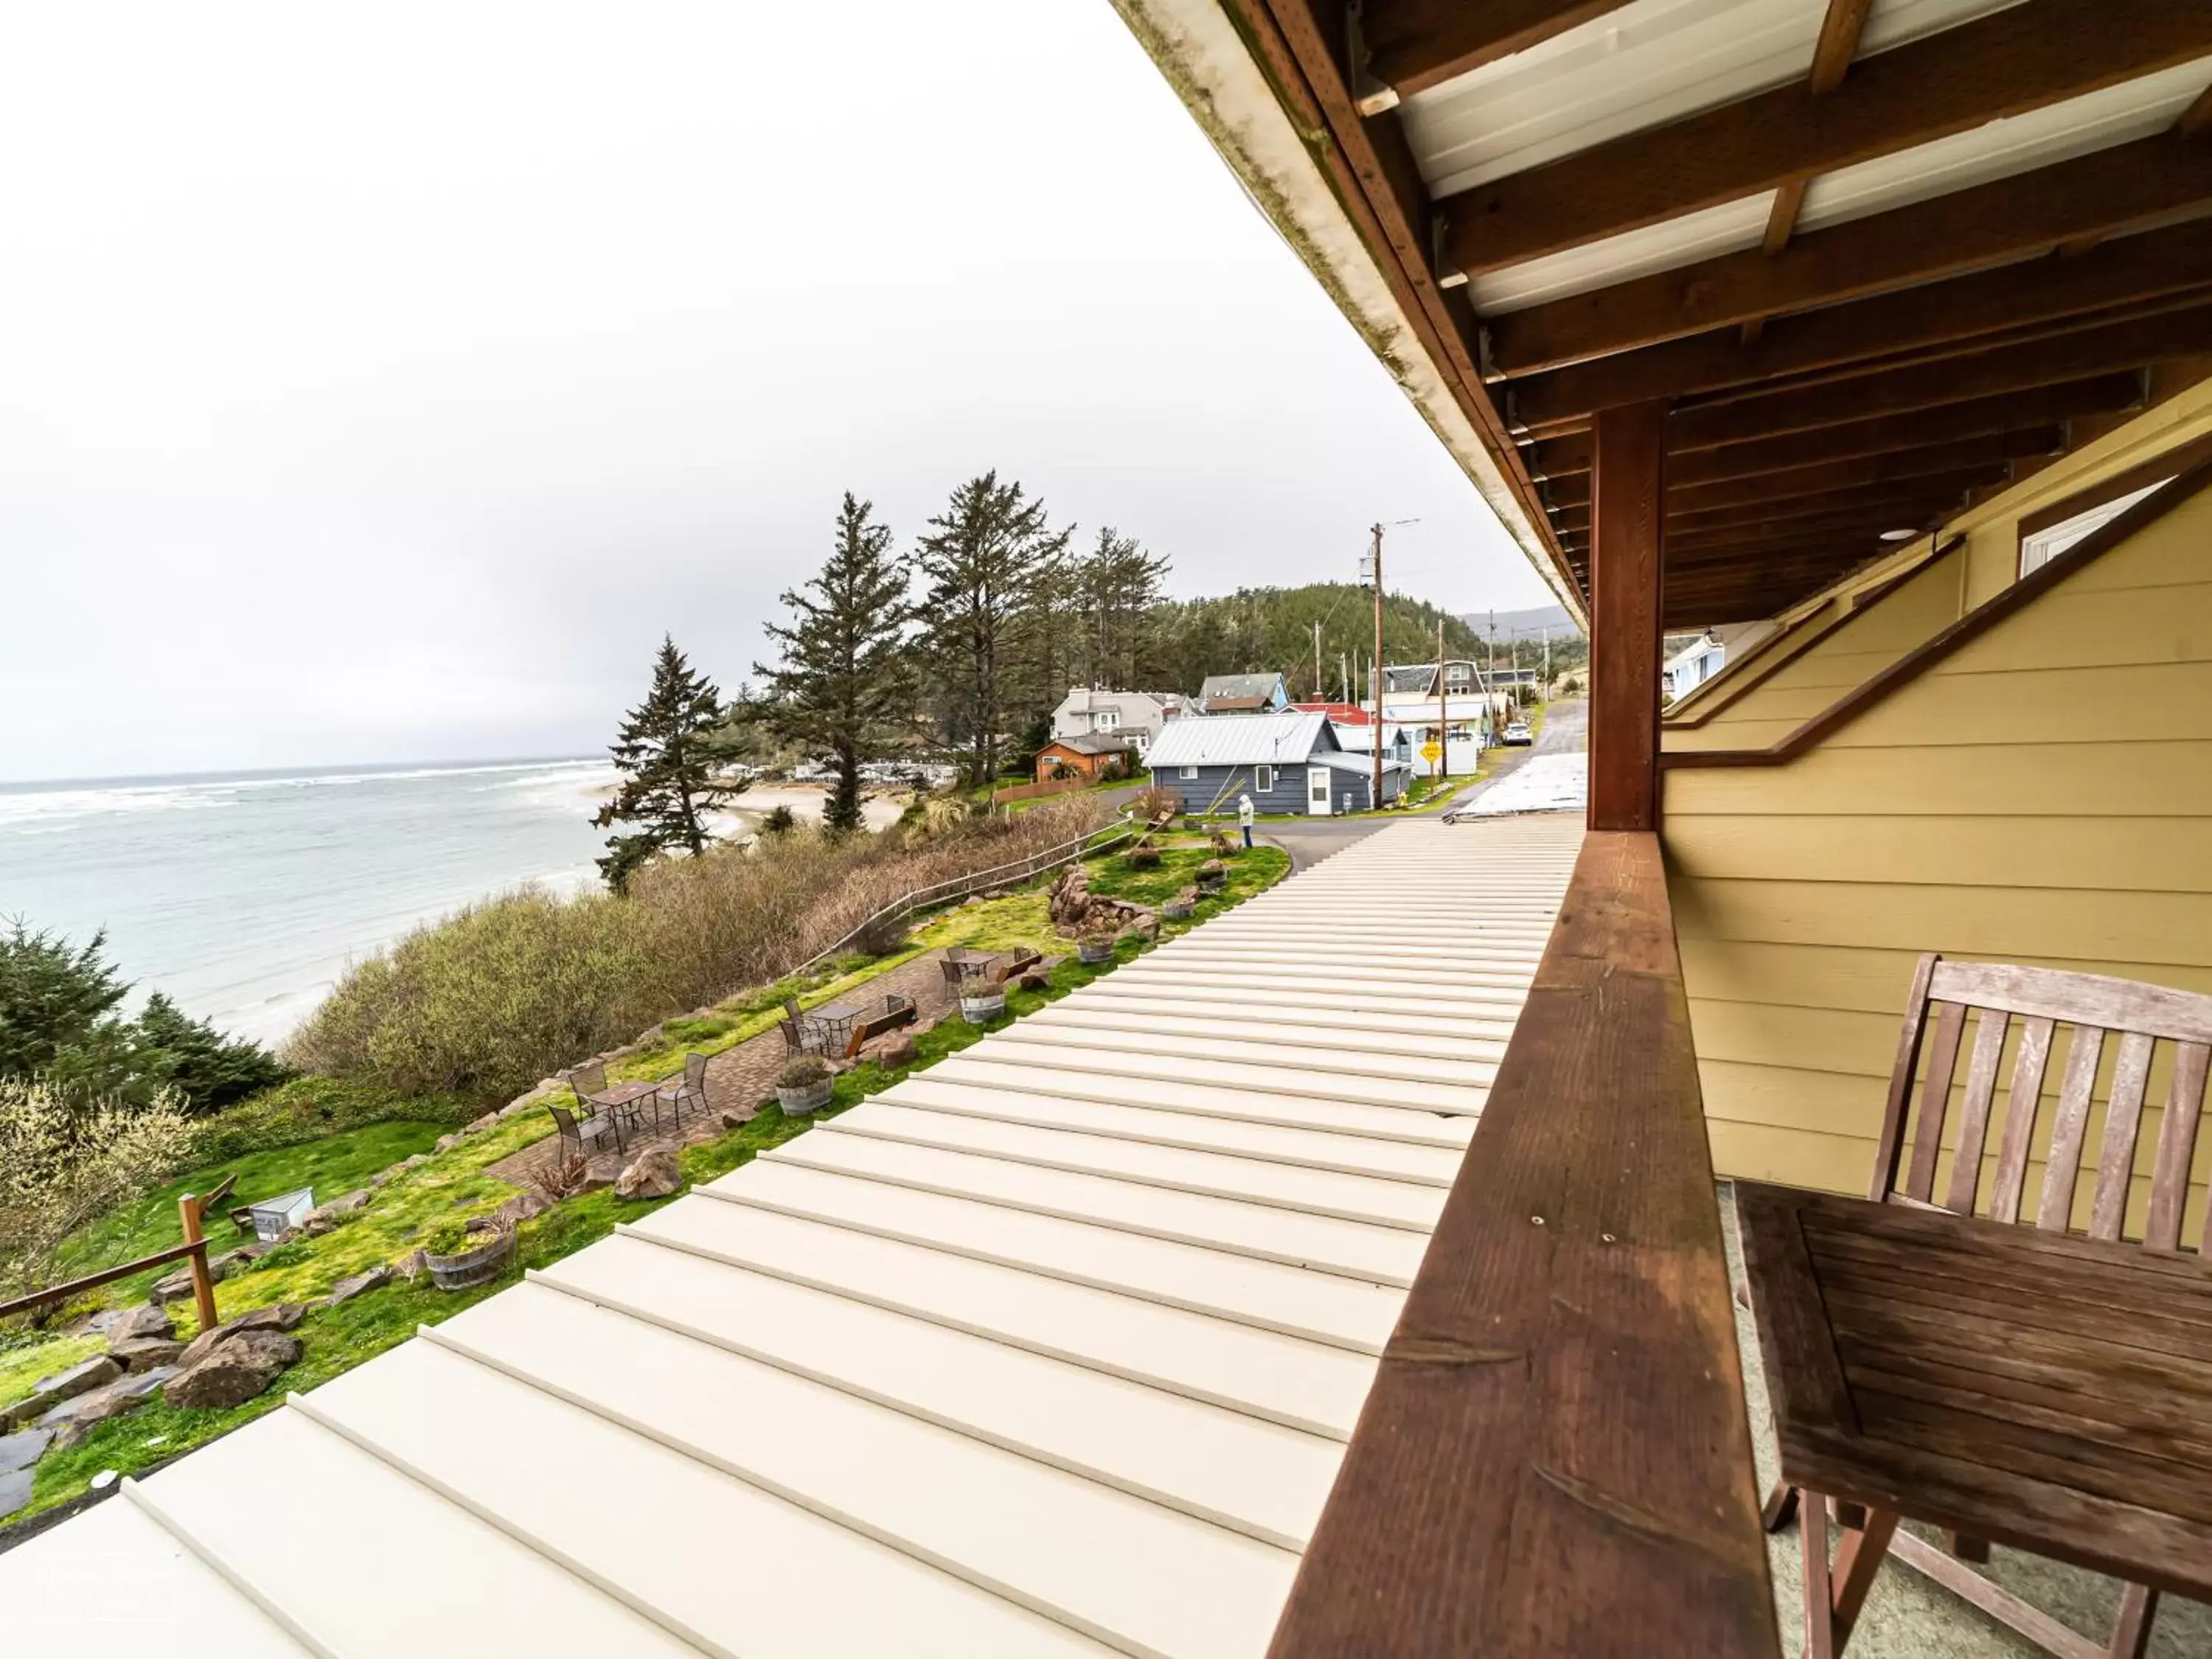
[1879,529,1918,541]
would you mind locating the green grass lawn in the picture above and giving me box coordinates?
[6,835,1292,1522]
[55,1119,448,1282]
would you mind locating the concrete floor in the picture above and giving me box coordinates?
[1720,1183,2210,1657]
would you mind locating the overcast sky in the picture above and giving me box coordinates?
[0,1,1551,783]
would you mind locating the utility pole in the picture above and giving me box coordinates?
[1543,625,1552,696]
[1340,650,1350,706]
[1434,616,1448,783]
[1312,619,1324,705]
[1366,523,1385,811]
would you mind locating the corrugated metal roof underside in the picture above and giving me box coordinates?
[1401,0,2212,316]
[0,813,1585,1659]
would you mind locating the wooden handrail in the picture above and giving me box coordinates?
[0,1186,229,1326]
[1266,832,1778,1658]
[1665,460,2212,768]
[0,1238,205,1322]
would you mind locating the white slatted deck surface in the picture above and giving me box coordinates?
[0,813,1582,1659]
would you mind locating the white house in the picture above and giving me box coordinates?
[1660,622,1778,702]
[1047,688,1191,758]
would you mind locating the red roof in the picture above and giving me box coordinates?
[1291,701,1374,726]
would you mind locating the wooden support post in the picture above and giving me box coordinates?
[178,1192,218,1335]
[1589,400,1666,830]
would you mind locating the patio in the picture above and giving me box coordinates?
[486,948,973,1192]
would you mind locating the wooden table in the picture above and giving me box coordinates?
[1736,1181,2212,1654]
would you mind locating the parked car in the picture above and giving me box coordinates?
[1503,720,1533,746]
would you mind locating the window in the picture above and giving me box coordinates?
[2020,479,2169,577]
[1179,765,1198,780]
[1093,709,1119,730]
[1253,765,1274,793]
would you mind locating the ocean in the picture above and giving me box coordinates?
[0,759,616,1046]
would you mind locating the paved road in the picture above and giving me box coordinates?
[1258,700,1589,873]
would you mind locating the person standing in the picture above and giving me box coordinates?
[1237,791,1255,849]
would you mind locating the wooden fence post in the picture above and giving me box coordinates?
[178,1192,219,1335]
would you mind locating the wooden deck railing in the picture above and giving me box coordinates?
[0,1176,233,1332]
[1266,832,1779,1659]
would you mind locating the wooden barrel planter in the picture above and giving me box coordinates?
[1077,936,1117,965]
[1196,862,1227,894]
[426,1227,513,1291]
[959,986,1008,1023]
[1162,894,1196,921]
[776,1060,836,1116]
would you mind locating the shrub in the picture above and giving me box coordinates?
[1208,830,1235,858]
[760,804,797,835]
[186,1075,470,1166]
[422,1220,474,1259]
[778,1056,832,1088]
[1129,785,1182,822]
[244,1240,313,1274]
[0,1078,194,1304]
[288,799,1110,1105]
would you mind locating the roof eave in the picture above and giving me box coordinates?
[1110,0,1583,626]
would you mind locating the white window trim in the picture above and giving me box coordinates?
[1093,709,1119,730]
[1179,765,1198,780]
[2021,479,2169,577]
[1253,765,1275,793]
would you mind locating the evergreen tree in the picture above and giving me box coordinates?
[916,472,1072,789]
[1075,527,1170,689]
[756,494,917,831]
[593,636,742,891]
[0,922,288,1114]
[0,922,130,1085]
[135,992,291,1113]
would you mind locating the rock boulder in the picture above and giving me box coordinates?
[164,1331,299,1411]
[4,1356,122,1431]
[94,1303,175,1344]
[108,1335,186,1374]
[41,1368,178,1446]
[149,1256,229,1304]
[614,1147,682,1200]
[321,1266,392,1309]
[177,1304,305,1370]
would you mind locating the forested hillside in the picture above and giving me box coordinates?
[1149,584,1490,703]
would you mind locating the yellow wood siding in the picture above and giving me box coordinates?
[1664,479,2212,1243]
[1662,555,1964,753]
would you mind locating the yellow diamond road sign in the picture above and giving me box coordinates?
[1419,741,1442,762]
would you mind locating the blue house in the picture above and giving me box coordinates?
[1146,710,1408,817]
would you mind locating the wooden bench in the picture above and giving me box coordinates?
[844,993,919,1058]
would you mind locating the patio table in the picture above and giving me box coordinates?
[809,1000,864,1053]
[584,1079,661,1143]
[1736,1180,2212,1652]
[943,947,1001,980]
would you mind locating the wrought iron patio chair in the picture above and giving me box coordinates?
[549,1101,621,1164]
[1754,952,2212,1658]
[779,999,827,1057]
[657,1051,708,1127]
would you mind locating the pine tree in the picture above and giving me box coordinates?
[593,636,741,891]
[916,472,1072,789]
[756,494,917,832]
[1076,527,1170,689]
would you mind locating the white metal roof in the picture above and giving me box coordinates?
[0,813,1585,1658]
[1144,711,1329,768]
[1410,0,2212,317]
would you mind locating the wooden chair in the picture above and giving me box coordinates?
[1762,952,2211,1659]
[656,1051,708,1127]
